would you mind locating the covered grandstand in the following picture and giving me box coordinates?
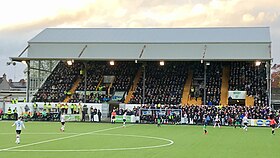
[8,27,272,118]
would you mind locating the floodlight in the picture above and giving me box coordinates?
[110,61,115,65]
[67,60,73,66]
[255,61,261,66]
[160,61,164,66]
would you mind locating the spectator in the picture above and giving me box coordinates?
[24,105,30,113]
[98,110,102,122]
[13,107,18,120]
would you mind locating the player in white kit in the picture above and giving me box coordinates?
[243,115,249,131]
[214,114,221,128]
[60,113,66,132]
[123,112,127,127]
[12,117,25,144]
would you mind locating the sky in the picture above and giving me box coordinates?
[0,0,280,81]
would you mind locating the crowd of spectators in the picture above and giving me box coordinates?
[190,63,204,100]
[229,62,268,106]
[33,61,82,102]
[181,105,277,125]
[189,62,222,106]
[70,61,138,103]
[70,61,105,103]
[77,62,103,91]
[122,104,278,125]
[129,62,188,105]
[113,107,139,116]
[100,61,138,93]
[32,60,269,109]
[205,62,222,105]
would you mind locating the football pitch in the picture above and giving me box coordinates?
[0,121,279,158]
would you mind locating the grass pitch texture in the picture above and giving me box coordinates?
[0,121,279,158]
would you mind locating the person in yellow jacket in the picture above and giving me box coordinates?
[33,102,37,112]
[157,104,161,109]
[47,103,52,113]
[77,103,81,114]
[66,91,71,96]
[11,98,15,104]
[7,107,12,119]
[43,102,47,111]
[80,69,84,76]
[73,104,77,114]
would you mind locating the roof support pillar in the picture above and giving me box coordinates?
[203,63,207,106]
[26,61,30,102]
[266,61,271,108]
[84,62,87,103]
[142,63,146,106]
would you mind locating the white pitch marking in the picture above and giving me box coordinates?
[0,133,78,135]
[3,133,174,152]
[0,125,133,152]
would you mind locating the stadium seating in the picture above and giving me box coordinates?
[229,62,268,106]
[189,62,222,106]
[70,61,139,103]
[129,62,188,105]
[32,61,268,108]
[33,61,82,102]
[205,62,222,105]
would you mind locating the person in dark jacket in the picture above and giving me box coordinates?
[98,110,102,122]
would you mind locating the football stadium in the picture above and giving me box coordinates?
[1,27,279,158]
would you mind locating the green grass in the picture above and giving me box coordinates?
[0,121,279,158]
